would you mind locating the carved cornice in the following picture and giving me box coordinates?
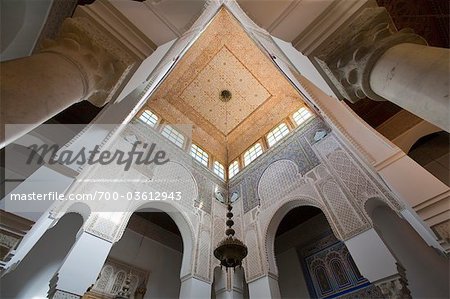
[310,7,426,103]
[75,0,157,59]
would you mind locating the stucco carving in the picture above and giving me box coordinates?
[315,134,403,212]
[195,230,212,280]
[311,7,426,103]
[244,227,264,281]
[230,117,326,213]
[148,8,307,162]
[46,115,404,286]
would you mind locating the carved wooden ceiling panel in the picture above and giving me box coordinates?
[180,46,271,135]
[148,8,306,163]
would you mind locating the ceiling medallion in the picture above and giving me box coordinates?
[213,194,248,271]
[220,89,232,102]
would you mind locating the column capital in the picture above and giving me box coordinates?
[311,7,426,103]
[41,17,136,107]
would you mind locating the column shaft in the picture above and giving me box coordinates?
[0,16,133,148]
[1,52,86,146]
[370,43,450,131]
[179,276,211,299]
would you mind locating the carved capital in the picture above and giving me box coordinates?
[375,264,412,299]
[311,7,426,103]
[41,17,135,107]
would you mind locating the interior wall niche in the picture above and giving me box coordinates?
[275,207,380,299]
[408,131,449,186]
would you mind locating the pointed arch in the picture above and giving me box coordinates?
[263,197,342,277]
[117,200,196,279]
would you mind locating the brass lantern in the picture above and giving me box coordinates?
[213,203,248,270]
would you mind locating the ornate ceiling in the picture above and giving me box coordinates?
[147,8,306,163]
[180,46,271,135]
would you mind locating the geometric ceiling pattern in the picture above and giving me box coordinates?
[181,46,271,134]
[148,8,306,163]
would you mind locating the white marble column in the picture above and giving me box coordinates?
[0,17,133,148]
[179,276,212,299]
[48,231,113,299]
[310,7,450,132]
[247,275,281,299]
[370,43,449,131]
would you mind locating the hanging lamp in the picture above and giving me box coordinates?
[213,89,248,271]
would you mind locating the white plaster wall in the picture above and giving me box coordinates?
[108,228,183,299]
[0,213,82,299]
[276,248,309,299]
[116,39,176,102]
[248,275,281,299]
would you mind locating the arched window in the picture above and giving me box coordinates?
[139,109,159,127]
[314,266,332,295]
[292,107,312,126]
[243,143,263,166]
[161,125,185,148]
[330,259,350,287]
[190,144,209,166]
[214,161,225,179]
[228,160,239,179]
[266,123,290,147]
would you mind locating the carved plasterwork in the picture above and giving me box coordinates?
[148,8,306,162]
[229,117,326,213]
[244,226,264,281]
[311,7,426,103]
[88,258,149,298]
[195,229,212,280]
[314,133,403,212]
